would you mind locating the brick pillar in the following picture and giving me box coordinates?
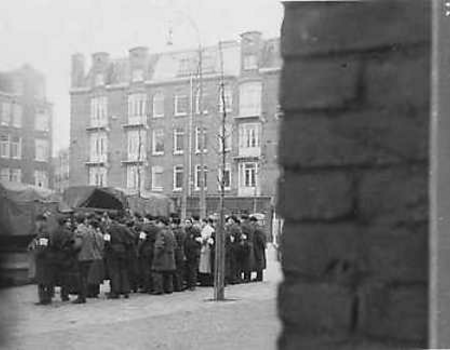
[277,2,430,349]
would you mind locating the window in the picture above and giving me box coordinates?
[151,166,164,191]
[95,74,104,86]
[10,168,21,183]
[11,136,21,159]
[240,162,257,188]
[202,54,215,74]
[89,132,108,162]
[152,92,164,118]
[1,102,11,126]
[128,93,147,124]
[1,168,10,182]
[178,58,193,76]
[127,130,145,161]
[218,164,231,190]
[175,94,188,116]
[34,170,49,188]
[173,165,184,191]
[35,139,49,161]
[195,127,207,153]
[126,165,144,190]
[243,55,258,70]
[195,90,208,115]
[0,134,10,158]
[152,129,164,155]
[35,109,49,131]
[218,84,233,113]
[195,165,208,190]
[239,123,260,149]
[218,124,232,153]
[90,96,108,127]
[12,104,22,127]
[132,69,144,82]
[173,128,185,154]
[88,167,107,186]
[239,82,262,117]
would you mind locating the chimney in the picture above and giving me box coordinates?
[91,52,110,72]
[71,53,85,87]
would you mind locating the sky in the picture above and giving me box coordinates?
[0,0,283,155]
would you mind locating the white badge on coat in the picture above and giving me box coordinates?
[39,238,49,246]
[104,233,111,242]
[139,232,147,240]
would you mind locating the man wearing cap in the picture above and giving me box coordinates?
[151,216,177,295]
[28,214,54,305]
[171,217,186,292]
[184,218,202,291]
[250,216,267,282]
[137,214,157,293]
[240,214,255,283]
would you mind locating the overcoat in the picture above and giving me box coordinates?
[253,226,267,271]
[152,228,177,272]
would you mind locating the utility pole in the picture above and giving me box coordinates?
[214,40,227,301]
[198,47,206,219]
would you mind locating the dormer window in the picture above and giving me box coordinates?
[243,55,258,70]
[95,74,104,86]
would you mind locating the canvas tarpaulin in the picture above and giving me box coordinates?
[0,181,60,237]
[62,186,174,216]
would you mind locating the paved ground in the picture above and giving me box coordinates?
[0,246,282,350]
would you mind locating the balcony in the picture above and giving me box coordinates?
[121,155,146,165]
[86,122,109,132]
[235,147,261,159]
[122,116,148,129]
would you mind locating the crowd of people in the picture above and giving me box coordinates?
[28,211,268,305]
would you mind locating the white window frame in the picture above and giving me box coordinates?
[173,165,184,191]
[195,127,208,154]
[35,109,50,131]
[152,92,164,118]
[239,82,262,117]
[174,94,188,116]
[95,73,105,87]
[10,136,22,159]
[88,167,107,187]
[1,102,11,126]
[89,132,108,162]
[194,164,208,191]
[10,168,21,183]
[126,165,144,190]
[152,129,164,155]
[0,168,10,182]
[127,93,147,125]
[173,128,185,155]
[243,54,258,70]
[127,130,145,161]
[34,170,49,188]
[0,134,10,158]
[238,122,261,157]
[218,163,231,191]
[195,90,208,115]
[35,139,49,162]
[12,104,22,128]
[218,123,232,153]
[90,96,108,127]
[239,162,258,188]
[151,166,164,191]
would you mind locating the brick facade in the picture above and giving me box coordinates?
[277,2,430,349]
[0,66,53,188]
[69,34,281,214]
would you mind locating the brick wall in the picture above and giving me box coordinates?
[277,2,430,349]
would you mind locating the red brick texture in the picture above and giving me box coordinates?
[277,1,430,349]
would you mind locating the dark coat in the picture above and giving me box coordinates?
[50,225,78,285]
[138,223,158,259]
[106,222,134,259]
[253,226,267,271]
[173,226,186,267]
[240,221,255,272]
[29,228,55,285]
[184,226,202,261]
[152,227,177,272]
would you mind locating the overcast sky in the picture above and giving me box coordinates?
[0,0,283,155]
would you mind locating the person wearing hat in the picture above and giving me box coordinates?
[171,216,186,292]
[137,214,158,294]
[250,216,267,282]
[183,218,202,291]
[28,214,54,305]
[240,214,255,283]
[151,216,177,295]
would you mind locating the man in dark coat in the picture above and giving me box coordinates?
[105,213,134,299]
[126,219,140,293]
[137,215,157,293]
[50,215,76,301]
[29,214,55,305]
[250,216,267,282]
[171,217,186,292]
[225,216,243,285]
[183,218,202,291]
[240,214,255,283]
[151,216,177,295]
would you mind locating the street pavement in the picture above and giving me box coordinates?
[0,246,282,350]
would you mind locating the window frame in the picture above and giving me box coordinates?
[173,127,185,155]
[174,94,189,117]
[151,166,164,191]
[152,129,165,155]
[173,165,184,191]
[152,92,165,118]
[194,164,208,191]
[0,134,10,158]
